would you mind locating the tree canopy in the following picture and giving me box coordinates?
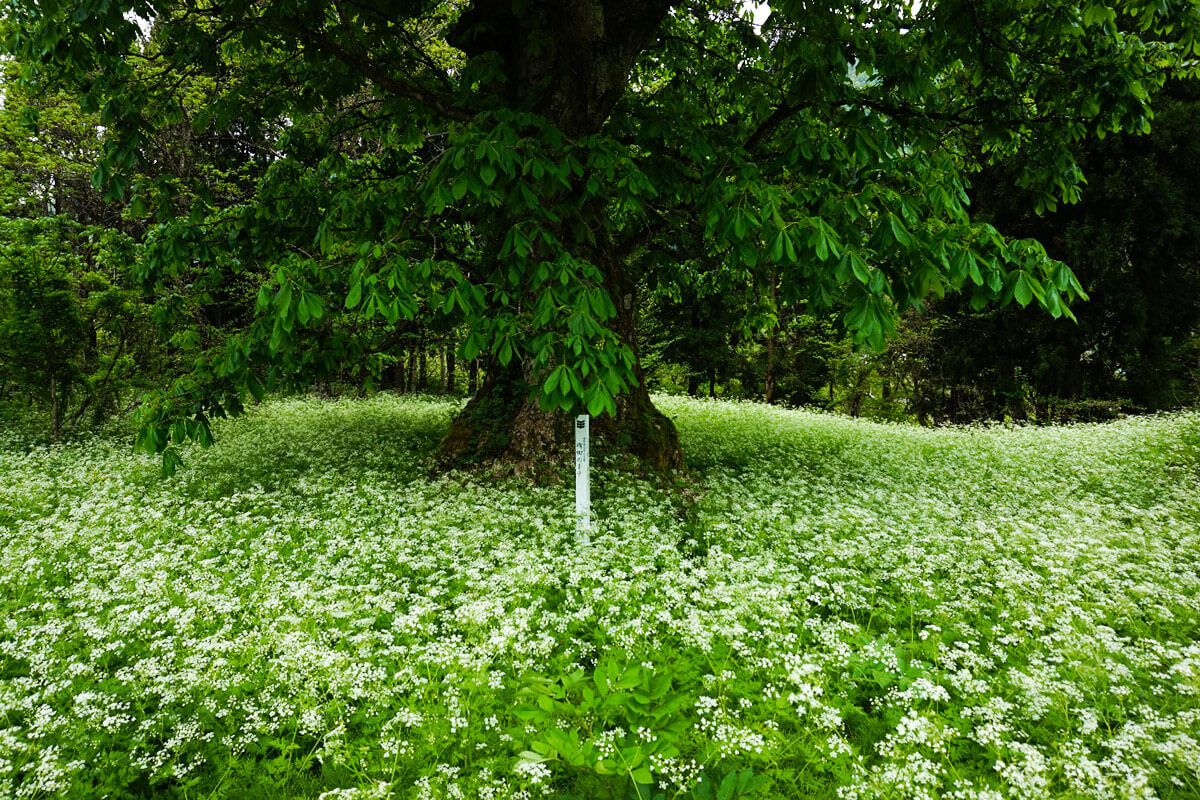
[4,0,1197,470]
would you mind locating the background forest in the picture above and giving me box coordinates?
[2,59,1198,443]
[1,1,1199,446]
[644,78,1200,423]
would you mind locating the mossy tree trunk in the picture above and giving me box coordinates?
[439,261,683,475]
[438,0,682,475]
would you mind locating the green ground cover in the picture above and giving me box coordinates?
[1,396,1199,799]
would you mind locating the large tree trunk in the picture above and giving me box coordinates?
[439,0,682,475]
[449,0,673,137]
[440,249,682,474]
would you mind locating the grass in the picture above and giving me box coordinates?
[0,394,1198,799]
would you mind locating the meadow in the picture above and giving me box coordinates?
[1,395,1198,800]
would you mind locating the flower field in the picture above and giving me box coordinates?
[1,395,1198,799]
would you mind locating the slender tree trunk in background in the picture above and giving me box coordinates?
[687,373,700,397]
[764,276,778,403]
[392,358,405,393]
[419,335,428,391]
[848,392,862,417]
[49,370,60,442]
[467,358,479,394]
[912,374,932,426]
[407,347,417,392]
[764,334,777,403]
[445,340,456,393]
[438,345,446,392]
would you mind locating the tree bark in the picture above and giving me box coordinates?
[764,276,778,403]
[418,337,428,391]
[398,351,406,393]
[49,370,61,443]
[440,240,681,473]
[450,0,673,138]
[437,342,446,392]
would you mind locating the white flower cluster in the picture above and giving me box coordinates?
[0,395,1197,798]
[649,753,701,792]
[694,695,768,758]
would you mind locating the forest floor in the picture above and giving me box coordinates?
[1,395,1199,800]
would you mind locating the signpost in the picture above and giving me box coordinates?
[575,414,590,544]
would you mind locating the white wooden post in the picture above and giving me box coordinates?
[574,414,591,544]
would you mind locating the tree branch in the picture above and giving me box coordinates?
[286,23,474,123]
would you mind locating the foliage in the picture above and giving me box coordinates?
[802,82,1200,426]
[643,283,747,398]
[6,0,1190,463]
[0,217,86,429]
[0,215,155,439]
[1,396,1199,798]
[0,50,171,440]
[922,80,1200,419]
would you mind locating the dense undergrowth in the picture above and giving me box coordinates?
[1,395,1199,799]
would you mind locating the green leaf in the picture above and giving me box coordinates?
[811,228,830,261]
[518,750,553,764]
[783,231,797,262]
[296,292,312,324]
[769,231,785,261]
[461,333,482,362]
[345,281,362,309]
[274,281,293,312]
[162,447,183,477]
[888,215,913,247]
[1083,3,1113,26]
[718,770,738,800]
[1013,273,1033,306]
[586,385,613,417]
[850,253,871,284]
[246,373,266,402]
[544,365,565,396]
[594,663,610,695]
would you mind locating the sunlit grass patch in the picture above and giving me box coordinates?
[1,395,1198,799]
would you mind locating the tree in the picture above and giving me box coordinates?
[5,0,1195,472]
[0,218,88,439]
[965,79,1200,417]
[0,55,164,439]
[645,274,751,399]
[851,79,1200,425]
